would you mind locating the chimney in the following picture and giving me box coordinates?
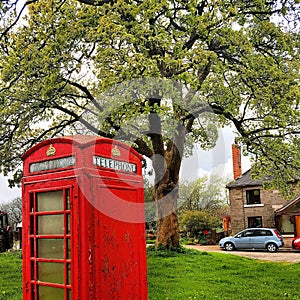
[232,143,242,180]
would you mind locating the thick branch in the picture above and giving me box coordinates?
[132,138,153,159]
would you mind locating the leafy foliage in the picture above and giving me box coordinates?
[179,210,219,239]
[178,176,229,241]
[0,0,299,246]
[0,0,298,190]
[144,178,157,231]
[179,176,229,212]
[0,197,22,226]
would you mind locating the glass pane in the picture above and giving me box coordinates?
[30,238,35,257]
[37,239,64,259]
[30,193,34,212]
[67,239,71,259]
[67,214,71,234]
[67,290,72,300]
[37,215,64,235]
[31,285,36,300]
[37,191,63,212]
[38,286,64,300]
[31,261,35,281]
[38,262,64,284]
[67,263,71,285]
[30,216,34,235]
[66,190,70,210]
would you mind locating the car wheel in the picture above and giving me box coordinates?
[266,243,278,253]
[224,242,235,251]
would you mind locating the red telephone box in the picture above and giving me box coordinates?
[22,135,148,300]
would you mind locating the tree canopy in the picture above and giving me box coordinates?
[0,197,22,226]
[179,176,229,212]
[0,0,299,247]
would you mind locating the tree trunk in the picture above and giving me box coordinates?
[153,149,182,249]
[155,184,180,248]
[147,99,184,249]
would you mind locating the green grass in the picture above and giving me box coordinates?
[0,251,22,300]
[1,248,300,299]
[147,246,300,299]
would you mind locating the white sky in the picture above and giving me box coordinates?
[0,174,21,203]
[180,126,251,182]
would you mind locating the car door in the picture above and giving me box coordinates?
[234,229,254,249]
[252,229,275,249]
[251,229,267,249]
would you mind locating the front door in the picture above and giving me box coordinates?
[26,187,73,299]
[235,229,254,248]
[295,216,300,237]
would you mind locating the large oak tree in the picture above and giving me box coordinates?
[0,0,299,248]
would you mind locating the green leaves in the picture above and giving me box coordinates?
[0,0,299,193]
[179,210,219,238]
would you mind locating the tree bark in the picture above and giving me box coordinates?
[146,97,185,249]
[153,139,183,249]
[155,177,180,248]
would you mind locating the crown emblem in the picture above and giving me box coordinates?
[46,144,56,156]
[112,146,121,157]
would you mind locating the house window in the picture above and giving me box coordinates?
[248,216,262,228]
[246,189,261,205]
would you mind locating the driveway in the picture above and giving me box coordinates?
[185,245,300,263]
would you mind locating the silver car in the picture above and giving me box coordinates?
[219,228,284,253]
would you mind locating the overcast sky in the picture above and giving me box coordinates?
[180,126,251,182]
[0,174,21,203]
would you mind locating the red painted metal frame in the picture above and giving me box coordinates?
[22,135,148,300]
[23,184,74,300]
[30,187,72,299]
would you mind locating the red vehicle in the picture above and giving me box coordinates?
[292,237,300,250]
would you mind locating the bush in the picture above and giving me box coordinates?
[179,210,219,239]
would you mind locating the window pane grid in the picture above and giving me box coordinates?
[246,189,261,205]
[29,188,72,299]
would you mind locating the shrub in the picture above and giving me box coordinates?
[179,210,219,239]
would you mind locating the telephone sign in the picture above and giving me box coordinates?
[93,155,137,173]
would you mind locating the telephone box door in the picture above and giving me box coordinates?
[23,181,77,300]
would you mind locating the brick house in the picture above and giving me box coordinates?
[226,144,300,246]
[275,196,300,237]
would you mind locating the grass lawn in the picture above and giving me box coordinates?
[1,248,300,299]
[0,251,22,300]
[147,247,300,300]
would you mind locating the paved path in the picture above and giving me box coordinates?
[185,245,300,263]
